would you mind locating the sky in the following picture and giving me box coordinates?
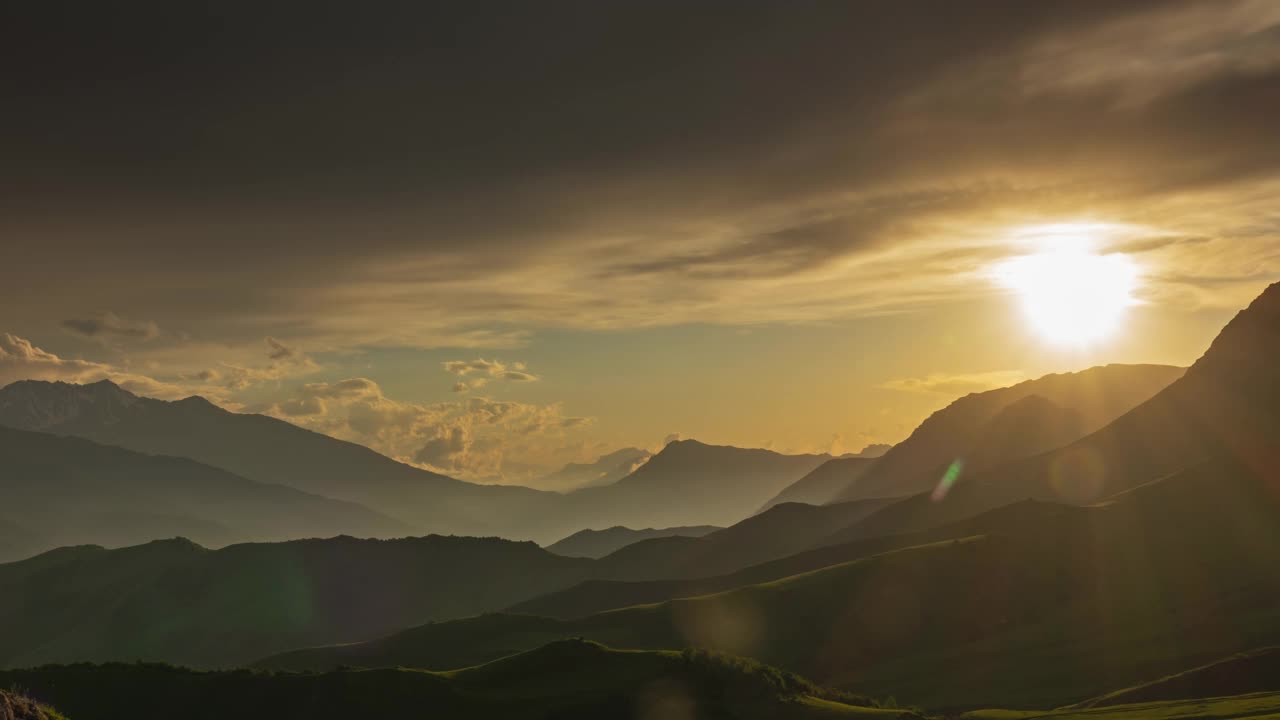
[3,1,1280,485]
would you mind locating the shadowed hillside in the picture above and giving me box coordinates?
[0,642,910,720]
[824,282,1280,547]
[0,426,407,562]
[830,364,1183,503]
[592,498,900,581]
[1072,646,1280,709]
[260,453,1280,709]
[0,534,593,668]
[546,524,721,559]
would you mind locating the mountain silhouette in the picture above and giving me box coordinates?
[0,425,407,561]
[825,282,1280,545]
[545,524,721,559]
[758,456,878,511]
[559,439,830,530]
[0,380,570,541]
[829,364,1184,503]
[0,534,593,668]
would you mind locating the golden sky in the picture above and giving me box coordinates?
[2,1,1279,484]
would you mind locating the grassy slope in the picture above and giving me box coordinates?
[0,641,914,720]
[1070,646,1280,709]
[0,690,65,720]
[963,691,1280,720]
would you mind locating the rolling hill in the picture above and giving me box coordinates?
[546,524,721,559]
[590,498,901,581]
[259,450,1280,709]
[0,641,908,720]
[0,534,594,668]
[1072,646,1280,709]
[0,425,407,562]
[829,364,1184,504]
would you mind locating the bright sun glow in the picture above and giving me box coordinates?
[994,227,1140,347]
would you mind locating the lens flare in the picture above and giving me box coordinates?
[932,459,965,501]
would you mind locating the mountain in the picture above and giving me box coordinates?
[591,498,901,581]
[825,282,1280,547]
[1,642,904,720]
[0,534,593,668]
[536,447,653,491]
[0,425,407,561]
[759,457,878,511]
[259,454,1280,709]
[545,525,721,559]
[0,379,571,541]
[0,690,61,720]
[829,364,1184,503]
[560,439,830,530]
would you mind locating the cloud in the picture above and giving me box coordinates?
[442,358,539,392]
[880,370,1028,396]
[3,1,1279,357]
[0,333,196,400]
[264,377,592,481]
[62,312,159,341]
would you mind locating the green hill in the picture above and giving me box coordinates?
[0,641,913,720]
[0,535,592,668]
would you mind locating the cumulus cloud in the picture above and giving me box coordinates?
[880,370,1028,396]
[0,333,197,400]
[265,337,298,360]
[264,377,591,480]
[62,312,159,342]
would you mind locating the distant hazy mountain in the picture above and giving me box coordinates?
[851,443,892,458]
[758,456,878,511]
[825,281,1280,546]
[592,498,899,581]
[0,534,593,668]
[536,447,652,491]
[0,426,407,562]
[0,380,568,540]
[560,439,830,530]
[829,363,1184,503]
[545,524,720,558]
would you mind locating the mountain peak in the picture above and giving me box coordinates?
[1186,281,1280,386]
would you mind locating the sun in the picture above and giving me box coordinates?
[994,229,1140,347]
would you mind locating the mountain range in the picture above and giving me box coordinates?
[0,425,407,562]
[545,524,722,559]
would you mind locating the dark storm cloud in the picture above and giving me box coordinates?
[2,0,1279,351]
